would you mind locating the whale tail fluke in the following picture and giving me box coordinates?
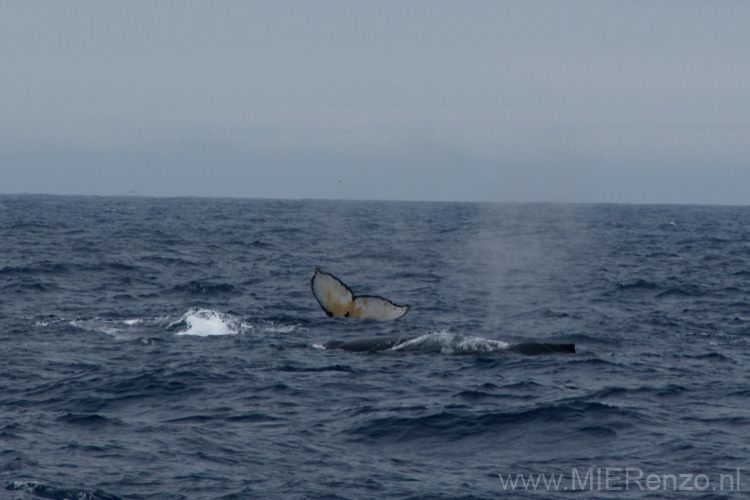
[311,268,411,320]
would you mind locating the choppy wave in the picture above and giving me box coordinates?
[347,401,640,442]
[171,280,242,296]
[6,480,125,500]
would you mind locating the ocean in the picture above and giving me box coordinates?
[2,195,750,499]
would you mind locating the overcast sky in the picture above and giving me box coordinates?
[2,1,749,204]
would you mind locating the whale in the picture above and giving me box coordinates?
[311,269,574,354]
[323,334,575,355]
[324,336,415,352]
[311,267,410,320]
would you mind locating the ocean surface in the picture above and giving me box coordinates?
[2,195,750,499]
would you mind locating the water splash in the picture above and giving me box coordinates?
[174,308,249,336]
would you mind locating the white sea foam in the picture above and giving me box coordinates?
[391,330,510,355]
[175,308,249,337]
[58,310,284,339]
[175,309,235,336]
[258,321,299,334]
[67,316,163,339]
[69,319,122,337]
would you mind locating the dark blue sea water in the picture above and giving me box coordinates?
[2,195,750,499]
